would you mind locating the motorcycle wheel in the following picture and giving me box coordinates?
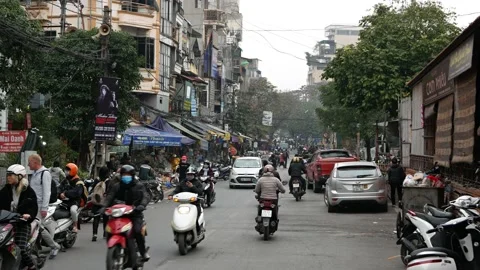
[32,242,46,269]
[295,195,299,202]
[153,190,161,204]
[106,245,124,270]
[62,230,77,249]
[263,226,270,241]
[400,233,425,266]
[158,190,164,201]
[178,233,188,255]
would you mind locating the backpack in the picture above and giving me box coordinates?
[75,180,89,207]
[91,181,106,205]
[40,171,58,204]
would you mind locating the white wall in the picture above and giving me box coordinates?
[411,83,424,155]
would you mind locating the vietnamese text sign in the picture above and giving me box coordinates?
[422,58,454,105]
[0,131,27,152]
[449,36,474,80]
[262,111,273,126]
[95,77,120,141]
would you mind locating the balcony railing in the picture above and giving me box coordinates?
[204,9,226,27]
[121,1,154,15]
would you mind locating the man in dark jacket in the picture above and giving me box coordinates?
[176,155,190,181]
[387,157,406,206]
[288,157,307,193]
[104,165,150,263]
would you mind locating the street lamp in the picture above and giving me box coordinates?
[42,141,46,146]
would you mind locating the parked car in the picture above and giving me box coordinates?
[306,149,359,193]
[324,161,388,213]
[229,157,263,189]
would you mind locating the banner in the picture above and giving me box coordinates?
[262,111,272,126]
[191,86,198,117]
[0,131,27,152]
[94,77,120,141]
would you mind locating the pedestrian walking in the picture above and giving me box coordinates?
[387,157,406,207]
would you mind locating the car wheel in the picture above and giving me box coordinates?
[379,203,388,213]
[313,181,322,193]
[229,185,234,189]
[307,183,313,189]
[324,192,336,213]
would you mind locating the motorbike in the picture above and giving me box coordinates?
[84,178,95,193]
[145,178,163,204]
[402,215,480,270]
[41,199,78,250]
[218,165,231,181]
[0,210,45,269]
[254,193,279,241]
[199,175,216,208]
[291,177,304,201]
[171,192,206,255]
[105,204,146,270]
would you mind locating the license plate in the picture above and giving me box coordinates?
[156,186,161,191]
[240,178,251,182]
[261,210,272,218]
[293,183,300,188]
[353,184,362,192]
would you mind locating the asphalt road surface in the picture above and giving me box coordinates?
[44,166,404,270]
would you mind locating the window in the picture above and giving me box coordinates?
[160,43,171,92]
[161,0,172,36]
[424,108,437,156]
[195,0,199,8]
[336,29,350,35]
[199,89,207,106]
[134,37,155,69]
[336,166,378,178]
[233,159,261,168]
[320,150,350,158]
[43,30,56,42]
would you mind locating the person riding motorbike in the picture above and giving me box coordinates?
[259,160,282,182]
[59,163,86,233]
[268,154,278,169]
[176,156,190,181]
[254,165,285,219]
[168,167,204,232]
[0,164,38,270]
[103,165,150,262]
[138,160,155,181]
[198,161,214,178]
[288,157,307,193]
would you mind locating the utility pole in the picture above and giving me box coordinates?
[59,0,67,35]
[375,120,379,162]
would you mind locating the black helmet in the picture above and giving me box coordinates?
[120,164,135,175]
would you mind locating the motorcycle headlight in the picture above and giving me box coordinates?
[177,206,190,214]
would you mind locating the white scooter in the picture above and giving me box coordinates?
[403,216,480,270]
[171,192,206,255]
[42,199,78,250]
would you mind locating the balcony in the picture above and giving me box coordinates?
[204,9,226,28]
[118,1,155,30]
[23,1,50,23]
[135,68,157,94]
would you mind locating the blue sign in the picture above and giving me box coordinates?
[122,126,183,147]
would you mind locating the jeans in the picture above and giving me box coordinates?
[37,211,60,249]
[131,215,147,256]
[92,206,108,236]
[289,176,306,191]
[70,205,78,223]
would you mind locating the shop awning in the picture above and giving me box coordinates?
[238,133,254,141]
[168,121,209,151]
[147,116,195,145]
[205,124,231,141]
[122,126,183,147]
[193,121,217,136]
[180,74,208,85]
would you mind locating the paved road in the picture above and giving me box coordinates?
[45,167,404,270]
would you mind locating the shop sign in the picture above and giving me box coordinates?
[448,36,474,80]
[422,58,454,105]
[0,131,27,152]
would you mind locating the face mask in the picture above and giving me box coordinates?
[121,175,133,184]
[186,175,194,181]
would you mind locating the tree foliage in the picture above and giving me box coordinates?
[322,0,460,116]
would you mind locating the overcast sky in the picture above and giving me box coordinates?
[239,0,480,91]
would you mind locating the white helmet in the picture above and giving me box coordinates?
[7,164,27,177]
[186,167,196,175]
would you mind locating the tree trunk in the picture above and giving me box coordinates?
[78,139,90,171]
[365,136,372,161]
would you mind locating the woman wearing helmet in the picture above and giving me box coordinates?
[254,165,286,219]
[0,164,38,270]
[103,164,151,262]
[59,163,87,233]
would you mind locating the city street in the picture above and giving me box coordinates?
[45,167,404,270]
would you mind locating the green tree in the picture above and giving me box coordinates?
[37,29,142,168]
[0,0,43,109]
[322,0,460,116]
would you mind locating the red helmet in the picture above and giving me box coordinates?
[181,155,187,161]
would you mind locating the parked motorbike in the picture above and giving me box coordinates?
[199,176,216,208]
[105,204,146,270]
[42,199,78,250]
[171,192,206,255]
[254,194,278,241]
[291,177,304,201]
[145,178,163,204]
[0,210,44,269]
[218,165,231,181]
[402,215,480,270]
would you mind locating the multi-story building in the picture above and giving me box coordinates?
[21,0,169,115]
[239,57,261,92]
[306,24,362,85]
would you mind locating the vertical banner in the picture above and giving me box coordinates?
[191,86,198,117]
[94,77,120,141]
[262,111,273,126]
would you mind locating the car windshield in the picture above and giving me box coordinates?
[320,151,350,158]
[234,159,261,168]
[336,166,378,178]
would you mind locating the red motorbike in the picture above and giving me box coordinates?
[105,204,146,270]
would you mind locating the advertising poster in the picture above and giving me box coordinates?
[95,77,120,141]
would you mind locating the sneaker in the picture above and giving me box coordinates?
[49,247,59,259]
[142,252,151,262]
[92,235,97,242]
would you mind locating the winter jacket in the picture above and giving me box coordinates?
[104,179,150,216]
[255,172,286,200]
[388,164,406,185]
[29,166,52,212]
[258,169,282,182]
[176,163,191,180]
[172,178,203,196]
[0,184,38,223]
[198,168,214,178]
[61,177,84,207]
[288,161,307,177]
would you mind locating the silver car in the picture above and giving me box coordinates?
[229,157,262,188]
[324,161,388,212]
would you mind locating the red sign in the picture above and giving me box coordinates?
[0,131,27,153]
